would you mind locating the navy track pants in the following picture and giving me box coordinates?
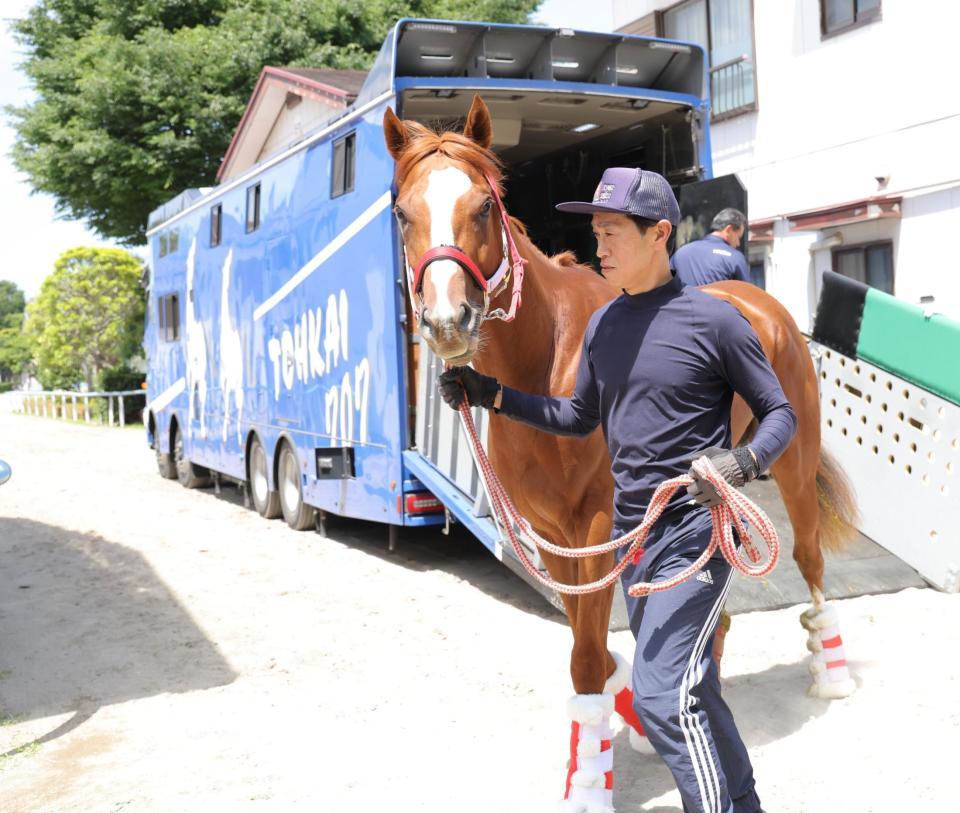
[615,512,762,813]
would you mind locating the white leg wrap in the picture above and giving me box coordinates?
[801,601,857,699]
[565,693,616,813]
[567,694,614,725]
[605,651,654,755]
[603,652,632,696]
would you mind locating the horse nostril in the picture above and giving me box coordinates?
[458,303,473,332]
[420,308,435,332]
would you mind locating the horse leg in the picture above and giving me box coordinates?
[705,398,755,678]
[557,506,626,813]
[772,447,857,699]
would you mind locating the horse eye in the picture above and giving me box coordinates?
[394,206,408,225]
[479,199,493,217]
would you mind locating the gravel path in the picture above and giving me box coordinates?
[0,410,956,812]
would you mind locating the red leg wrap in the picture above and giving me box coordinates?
[613,687,646,737]
[565,722,615,799]
[565,720,580,798]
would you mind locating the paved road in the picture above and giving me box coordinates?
[0,412,955,812]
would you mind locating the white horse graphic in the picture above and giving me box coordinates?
[219,249,244,444]
[184,238,208,439]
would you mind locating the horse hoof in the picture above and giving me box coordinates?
[628,726,656,755]
[807,678,857,699]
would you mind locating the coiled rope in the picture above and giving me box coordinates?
[458,402,779,597]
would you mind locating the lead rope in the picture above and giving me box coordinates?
[457,402,779,597]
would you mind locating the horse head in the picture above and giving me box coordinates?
[383,95,513,364]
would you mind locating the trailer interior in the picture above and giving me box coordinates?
[392,23,707,265]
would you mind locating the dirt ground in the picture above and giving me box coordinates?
[0,407,956,812]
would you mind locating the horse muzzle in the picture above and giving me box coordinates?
[420,302,481,361]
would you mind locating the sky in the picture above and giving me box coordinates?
[0,0,615,300]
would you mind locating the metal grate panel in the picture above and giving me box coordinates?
[815,343,960,591]
[415,347,544,568]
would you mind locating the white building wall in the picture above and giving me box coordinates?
[612,0,960,323]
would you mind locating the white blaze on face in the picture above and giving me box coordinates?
[423,166,473,320]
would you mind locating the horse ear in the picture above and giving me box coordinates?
[383,107,409,160]
[463,94,493,150]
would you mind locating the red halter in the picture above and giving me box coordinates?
[404,172,527,323]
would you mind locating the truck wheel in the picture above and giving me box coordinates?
[249,436,281,518]
[278,442,315,531]
[156,442,177,480]
[173,423,210,489]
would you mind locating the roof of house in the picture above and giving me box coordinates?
[217,65,369,182]
[279,67,369,98]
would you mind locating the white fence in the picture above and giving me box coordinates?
[11,389,147,428]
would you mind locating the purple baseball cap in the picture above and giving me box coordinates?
[556,167,681,226]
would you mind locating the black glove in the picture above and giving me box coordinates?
[686,446,759,508]
[437,366,500,410]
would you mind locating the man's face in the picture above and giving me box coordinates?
[591,213,670,291]
[723,225,744,249]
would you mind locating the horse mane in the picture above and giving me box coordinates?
[551,250,589,270]
[394,120,504,194]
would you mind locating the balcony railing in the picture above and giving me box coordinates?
[710,54,756,119]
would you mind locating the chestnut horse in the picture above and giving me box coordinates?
[384,96,858,802]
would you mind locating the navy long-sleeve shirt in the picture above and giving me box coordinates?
[498,274,797,528]
[673,234,750,287]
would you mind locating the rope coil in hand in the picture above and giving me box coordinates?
[457,402,779,597]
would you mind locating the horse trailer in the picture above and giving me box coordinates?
[144,18,733,597]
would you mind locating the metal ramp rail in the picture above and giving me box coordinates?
[404,346,576,611]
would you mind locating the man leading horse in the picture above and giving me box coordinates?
[438,167,795,813]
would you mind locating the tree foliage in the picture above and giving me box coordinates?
[0,281,26,329]
[0,281,32,381]
[9,0,541,244]
[25,247,146,389]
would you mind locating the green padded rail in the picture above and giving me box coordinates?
[857,288,960,406]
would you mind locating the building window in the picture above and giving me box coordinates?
[246,183,261,233]
[821,0,881,38]
[210,204,222,247]
[660,0,757,120]
[159,233,168,257]
[661,0,757,119]
[158,293,180,342]
[749,258,766,289]
[331,132,356,198]
[832,241,893,294]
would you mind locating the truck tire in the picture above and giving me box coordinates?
[249,436,281,519]
[173,423,210,489]
[156,442,177,480]
[278,442,315,531]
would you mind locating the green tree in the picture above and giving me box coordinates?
[0,328,34,383]
[0,281,32,383]
[25,247,146,390]
[0,280,27,329]
[8,0,541,245]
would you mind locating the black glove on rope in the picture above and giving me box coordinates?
[686,446,760,509]
[438,366,500,410]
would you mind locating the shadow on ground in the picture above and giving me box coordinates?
[0,517,236,755]
[613,659,832,810]
[195,479,568,624]
[178,474,926,636]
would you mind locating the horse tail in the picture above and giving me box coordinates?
[815,447,860,552]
